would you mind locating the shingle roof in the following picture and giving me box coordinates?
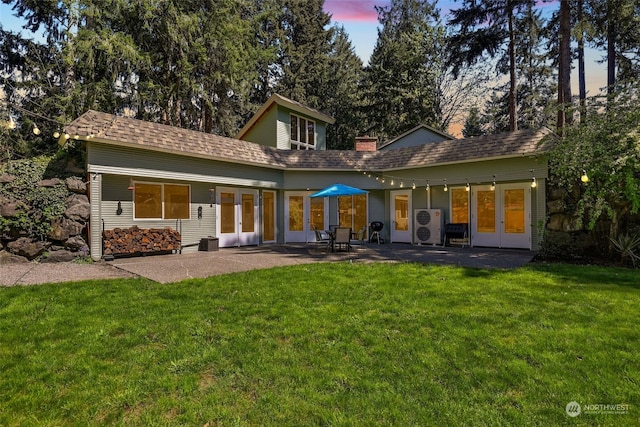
[65,110,555,172]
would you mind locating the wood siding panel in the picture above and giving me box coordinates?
[242,106,278,148]
[88,143,283,188]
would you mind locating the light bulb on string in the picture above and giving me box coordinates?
[465,181,470,192]
[491,175,496,191]
[411,180,416,190]
[53,131,60,138]
[581,169,589,183]
[32,124,41,135]
[425,180,430,192]
[390,179,395,186]
[531,176,537,188]
[400,180,404,188]
[443,179,448,192]
[7,116,17,130]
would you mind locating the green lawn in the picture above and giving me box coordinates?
[1,262,638,425]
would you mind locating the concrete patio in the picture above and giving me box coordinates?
[1,243,537,286]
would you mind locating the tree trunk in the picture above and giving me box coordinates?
[557,0,572,134]
[507,8,517,131]
[607,2,616,96]
[577,0,587,121]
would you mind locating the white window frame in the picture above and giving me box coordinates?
[290,114,316,150]
[133,181,191,221]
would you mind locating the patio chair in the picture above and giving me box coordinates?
[312,227,332,253]
[334,227,352,252]
[349,227,367,252]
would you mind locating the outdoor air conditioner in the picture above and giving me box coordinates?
[414,209,443,245]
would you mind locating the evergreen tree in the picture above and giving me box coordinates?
[324,26,366,150]
[447,0,537,131]
[462,107,484,138]
[273,0,333,109]
[363,0,445,141]
[514,4,555,130]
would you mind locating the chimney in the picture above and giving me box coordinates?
[355,136,378,152]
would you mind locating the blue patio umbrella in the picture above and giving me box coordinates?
[309,183,368,198]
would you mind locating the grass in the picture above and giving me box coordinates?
[1,262,639,425]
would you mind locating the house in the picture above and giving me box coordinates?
[65,94,554,261]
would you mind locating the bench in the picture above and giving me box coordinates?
[444,223,468,247]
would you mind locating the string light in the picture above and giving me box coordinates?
[411,180,416,190]
[390,179,395,186]
[32,124,41,135]
[491,175,496,191]
[581,169,589,183]
[443,179,448,192]
[400,180,404,188]
[531,176,537,188]
[425,180,430,191]
[465,181,470,191]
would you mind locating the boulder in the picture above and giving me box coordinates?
[0,173,16,184]
[65,177,87,194]
[49,218,85,241]
[547,199,565,214]
[0,196,26,218]
[64,235,87,251]
[38,178,62,187]
[64,194,91,221]
[7,237,47,260]
[547,214,565,232]
[41,250,75,263]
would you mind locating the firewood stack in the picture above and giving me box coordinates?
[103,226,181,256]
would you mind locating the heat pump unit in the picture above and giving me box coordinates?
[414,209,443,245]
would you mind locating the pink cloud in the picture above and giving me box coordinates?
[324,0,389,23]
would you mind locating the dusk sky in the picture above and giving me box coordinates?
[324,0,606,98]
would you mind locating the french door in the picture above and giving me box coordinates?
[470,183,531,249]
[217,187,259,247]
[284,192,328,243]
[390,189,412,243]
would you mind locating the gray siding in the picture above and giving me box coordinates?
[381,127,450,150]
[283,171,383,191]
[242,105,278,148]
[88,143,283,188]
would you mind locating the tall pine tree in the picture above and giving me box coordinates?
[363,0,445,141]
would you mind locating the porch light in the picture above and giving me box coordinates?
[581,169,589,183]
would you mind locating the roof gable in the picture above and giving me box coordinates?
[236,93,335,140]
[378,124,456,150]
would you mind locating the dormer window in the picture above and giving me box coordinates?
[290,114,316,150]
